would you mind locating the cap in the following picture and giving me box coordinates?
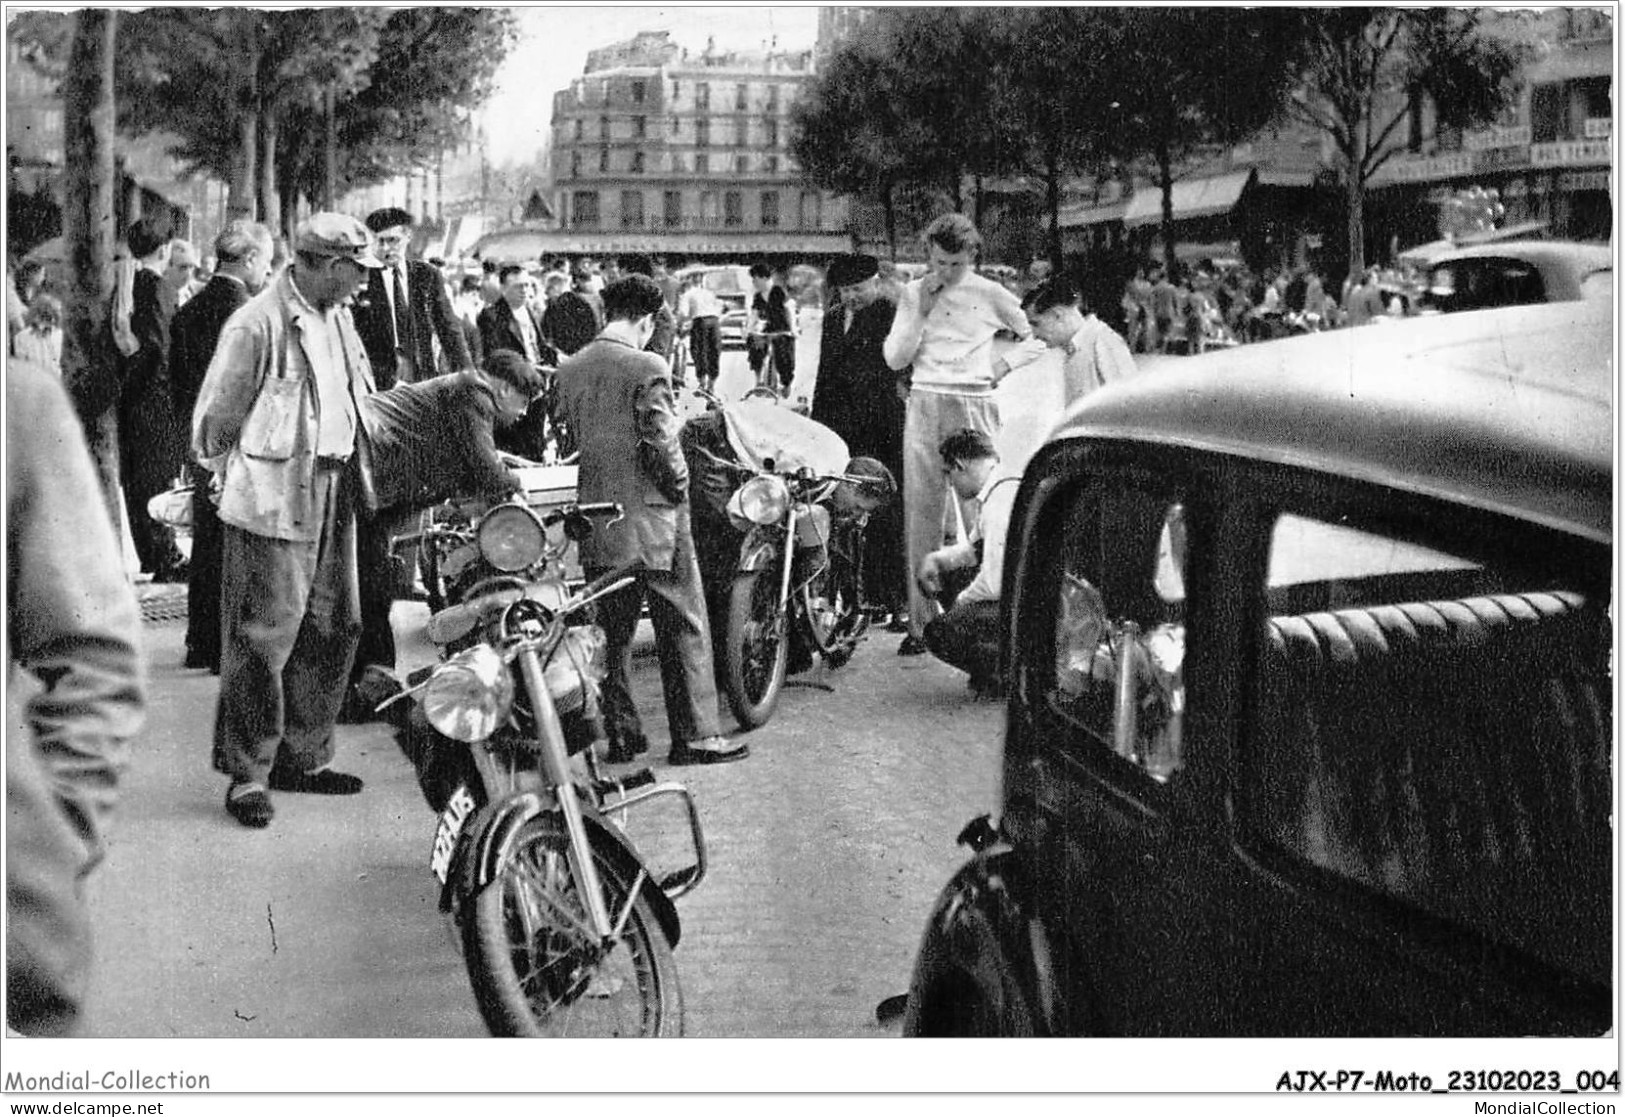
[827,253,879,289]
[365,206,415,234]
[295,213,384,269]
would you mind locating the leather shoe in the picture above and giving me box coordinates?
[604,735,651,764]
[268,767,364,795]
[225,784,274,829]
[668,735,749,766]
[884,612,911,634]
[897,635,929,656]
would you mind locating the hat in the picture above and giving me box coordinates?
[364,206,415,234]
[827,254,879,289]
[295,213,384,268]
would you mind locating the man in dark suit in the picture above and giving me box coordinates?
[169,220,276,673]
[477,264,563,461]
[556,276,746,767]
[353,207,472,388]
[812,254,907,624]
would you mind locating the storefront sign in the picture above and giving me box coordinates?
[1475,146,1531,172]
[1583,117,1611,139]
[1464,124,1531,150]
[1530,140,1611,167]
[1559,170,1610,192]
[1378,152,1476,182]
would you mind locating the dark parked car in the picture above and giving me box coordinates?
[902,299,1612,1037]
[1419,240,1612,315]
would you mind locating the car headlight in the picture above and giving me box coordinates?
[729,474,790,527]
[478,504,545,572]
[422,643,515,742]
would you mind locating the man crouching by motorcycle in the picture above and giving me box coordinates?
[680,400,896,692]
[348,349,548,719]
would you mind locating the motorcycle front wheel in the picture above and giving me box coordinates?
[463,814,682,1037]
[800,554,867,665]
[723,569,788,728]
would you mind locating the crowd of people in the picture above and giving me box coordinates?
[4,204,1142,1035]
[1117,259,1428,355]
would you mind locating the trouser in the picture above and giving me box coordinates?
[587,516,722,750]
[214,466,361,786]
[903,388,999,640]
[924,594,1000,684]
[184,467,223,666]
[689,318,720,388]
[353,511,401,679]
[748,334,797,390]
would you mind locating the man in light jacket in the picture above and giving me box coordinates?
[192,213,382,828]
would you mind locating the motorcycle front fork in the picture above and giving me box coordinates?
[513,646,619,940]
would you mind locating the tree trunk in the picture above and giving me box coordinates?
[256,107,280,236]
[1157,141,1177,278]
[1344,166,1366,286]
[60,9,123,528]
[1045,154,1063,273]
[322,86,338,210]
[229,112,257,220]
[973,173,986,228]
[882,183,897,261]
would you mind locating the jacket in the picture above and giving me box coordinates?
[192,269,377,541]
[360,371,520,513]
[556,336,687,571]
[168,274,251,432]
[353,259,472,388]
[477,299,556,368]
[811,294,903,468]
[7,360,144,1035]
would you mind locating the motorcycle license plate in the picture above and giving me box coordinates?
[429,784,477,885]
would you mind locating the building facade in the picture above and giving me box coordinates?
[511,30,850,263]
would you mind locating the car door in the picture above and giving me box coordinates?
[1006,443,1238,1035]
[1220,476,1612,1035]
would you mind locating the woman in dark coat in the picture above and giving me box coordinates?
[810,255,907,620]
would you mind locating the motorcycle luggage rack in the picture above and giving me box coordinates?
[596,777,709,901]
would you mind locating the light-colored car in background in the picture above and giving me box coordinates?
[1420,240,1612,315]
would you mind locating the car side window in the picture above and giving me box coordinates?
[1049,485,1187,784]
[1239,510,1611,984]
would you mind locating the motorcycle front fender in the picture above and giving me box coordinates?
[454,791,682,949]
[734,524,782,575]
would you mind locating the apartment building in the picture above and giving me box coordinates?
[480,30,850,263]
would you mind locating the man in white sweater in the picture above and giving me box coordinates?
[883,213,1036,654]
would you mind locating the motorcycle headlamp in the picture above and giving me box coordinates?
[730,474,790,527]
[422,643,515,742]
[477,503,546,572]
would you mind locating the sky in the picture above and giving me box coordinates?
[480,5,822,166]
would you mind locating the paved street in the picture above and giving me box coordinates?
[78,332,1069,1040]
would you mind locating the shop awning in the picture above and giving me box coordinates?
[1123,169,1254,229]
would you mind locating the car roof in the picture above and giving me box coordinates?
[1049,300,1613,543]
[1428,240,1613,275]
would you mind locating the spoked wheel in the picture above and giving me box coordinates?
[800,558,867,667]
[723,569,788,728]
[463,815,682,1037]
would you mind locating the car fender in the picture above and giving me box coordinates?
[902,848,1057,1036]
[454,791,682,949]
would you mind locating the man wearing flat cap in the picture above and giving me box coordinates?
[812,254,908,626]
[354,207,472,389]
[192,212,383,829]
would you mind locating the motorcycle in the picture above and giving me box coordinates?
[685,394,881,728]
[387,494,707,1037]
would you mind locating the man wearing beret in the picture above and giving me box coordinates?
[354,206,473,388]
[812,253,908,628]
[192,212,383,828]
